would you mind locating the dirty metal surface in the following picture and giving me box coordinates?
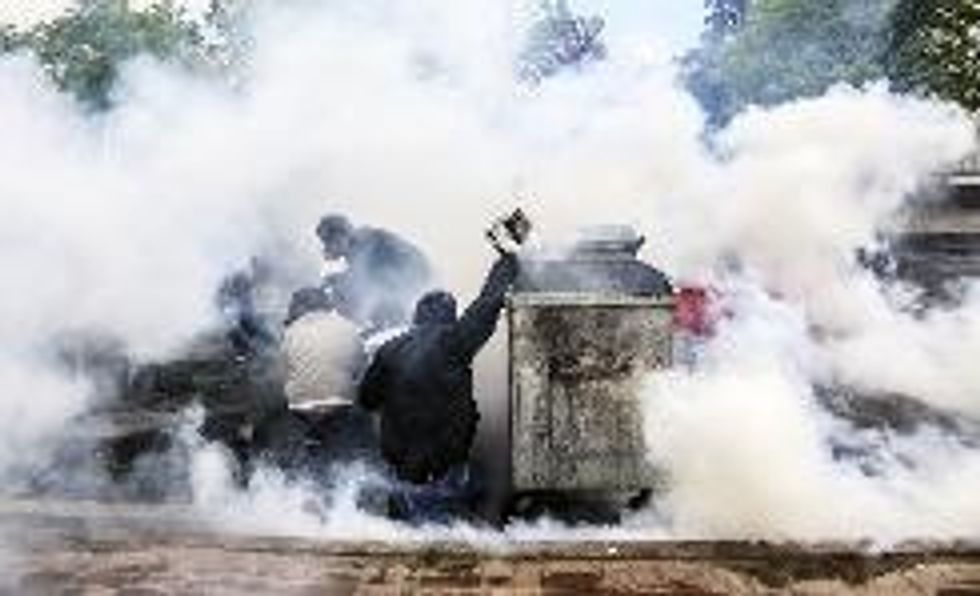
[3,499,980,594]
[509,295,673,492]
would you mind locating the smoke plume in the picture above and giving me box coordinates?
[0,0,978,544]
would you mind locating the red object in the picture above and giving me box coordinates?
[674,286,713,336]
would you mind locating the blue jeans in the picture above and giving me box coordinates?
[387,465,480,525]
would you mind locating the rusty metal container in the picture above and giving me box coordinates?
[507,292,673,493]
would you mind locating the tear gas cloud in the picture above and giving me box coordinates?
[0,0,978,543]
[644,285,980,542]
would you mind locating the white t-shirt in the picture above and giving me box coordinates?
[281,311,364,409]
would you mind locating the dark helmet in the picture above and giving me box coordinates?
[413,291,457,325]
[316,214,353,244]
[285,287,335,326]
[316,214,356,260]
[217,271,253,307]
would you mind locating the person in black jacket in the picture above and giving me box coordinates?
[358,253,518,499]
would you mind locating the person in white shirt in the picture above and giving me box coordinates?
[281,287,365,410]
[253,287,376,480]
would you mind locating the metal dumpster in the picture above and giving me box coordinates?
[508,292,674,494]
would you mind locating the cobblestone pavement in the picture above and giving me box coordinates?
[2,500,980,595]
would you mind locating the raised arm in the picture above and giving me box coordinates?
[452,253,519,361]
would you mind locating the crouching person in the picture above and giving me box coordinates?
[253,287,376,484]
[358,253,519,524]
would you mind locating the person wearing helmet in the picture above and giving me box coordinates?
[316,214,433,331]
[253,286,374,481]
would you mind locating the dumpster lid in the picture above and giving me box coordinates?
[508,292,674,307]
[573,224,645,257]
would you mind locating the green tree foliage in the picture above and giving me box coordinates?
[684,0,893,125]
[886,0,980,111]
[30,0,207,109]
[705,0,749,40]
[0,23,20,53]
[517,0,606,83]
[1,0,211,110]
[202,0,252,73]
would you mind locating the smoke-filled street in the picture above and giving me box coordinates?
[4,0,980,592]
[4,499,980,594]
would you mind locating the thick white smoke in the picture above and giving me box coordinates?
[643,285,980,543]
[638,91,980,541]
[1,0,978,543]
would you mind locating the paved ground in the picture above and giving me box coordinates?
[2,500,980,594]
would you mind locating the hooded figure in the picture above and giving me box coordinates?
[216,267,275,358]
[358,253,518,486]
[317,214,433,330]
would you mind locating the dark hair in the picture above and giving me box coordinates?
[316,214,353,243]
[285,287,334,325]
[413,291,457,325]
